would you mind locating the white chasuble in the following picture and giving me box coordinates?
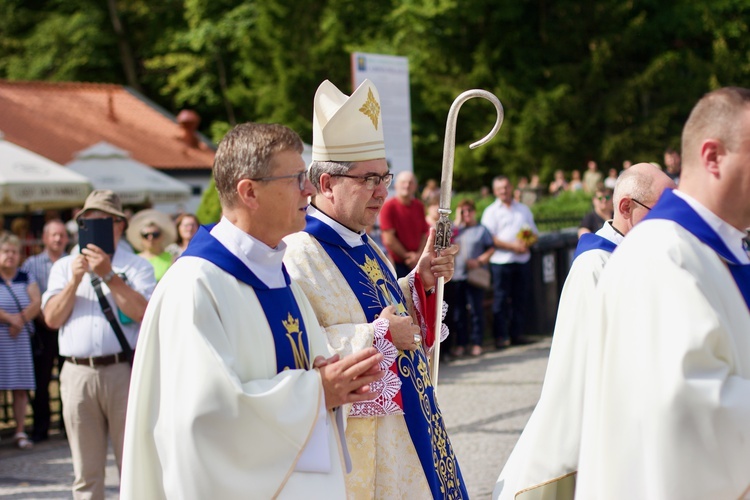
[120,252,347,500]
[576,196,750,499]
[494,226,620,500]
[494,247,613,500]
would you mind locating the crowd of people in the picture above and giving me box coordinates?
[0,204,200,458]
[0,81,747,500]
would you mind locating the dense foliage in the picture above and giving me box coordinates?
[3,0,749,190]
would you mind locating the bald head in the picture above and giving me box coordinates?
[678,87,750,229]
[612,162,676,234]
[681,87,750,178]
[394,171,417,200]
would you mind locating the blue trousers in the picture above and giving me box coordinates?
[394,262,412,279]
[445,280,486,346]
[490,262,531,343]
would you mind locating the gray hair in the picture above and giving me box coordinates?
[308,160,355,191]
[213,123,303,208]
[0,232,21,251]
[613,166,657,206]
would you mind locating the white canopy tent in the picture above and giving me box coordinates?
[66,142,192,206]
[0,138,91,213]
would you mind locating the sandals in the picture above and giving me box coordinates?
[13,432,33,450]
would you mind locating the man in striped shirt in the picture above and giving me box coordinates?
[21,218,69,443]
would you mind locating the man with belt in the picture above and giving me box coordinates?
[42,190,156,500]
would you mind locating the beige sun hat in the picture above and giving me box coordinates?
[126,209,177,252]
[76,189,128,226]
[312,79,386,162]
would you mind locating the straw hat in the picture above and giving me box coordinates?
[126,209,176,252]
[312,79,386,162]
[76,190,127,226]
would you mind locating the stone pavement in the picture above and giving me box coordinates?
[0,336,551,499]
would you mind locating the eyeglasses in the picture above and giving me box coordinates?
[631,198,652,211]
[331,172,394,190]
[596,195,611,201]
[141,231,162,240]
[250,170,308,190]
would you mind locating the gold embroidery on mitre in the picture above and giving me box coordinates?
[359,88,381,130]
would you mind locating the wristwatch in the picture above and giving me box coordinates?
[102,270,116,284]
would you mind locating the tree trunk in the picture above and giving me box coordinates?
[106,0,142,92]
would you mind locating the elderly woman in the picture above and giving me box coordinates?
[165,213,199,260]
[0,233,41,449]
[127,210,176,282]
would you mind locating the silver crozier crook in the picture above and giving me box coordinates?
[431,89,504,389]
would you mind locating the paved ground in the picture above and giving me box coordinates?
[0,336,550,499]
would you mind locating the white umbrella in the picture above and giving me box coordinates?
[66,142,192,205]
[0,138,91,213]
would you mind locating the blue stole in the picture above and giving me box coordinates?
[646,189,750,311]
[304,215,468,499]
[573,232,618,262]
[183,226,311,372]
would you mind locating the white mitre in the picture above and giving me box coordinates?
[312,79,386,161]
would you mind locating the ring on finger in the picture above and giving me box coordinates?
[413,334,421,344]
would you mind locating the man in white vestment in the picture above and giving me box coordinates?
[284,79,467,499]
[120,123,385,500]
[493,163,675,500]
[576,87,750,499]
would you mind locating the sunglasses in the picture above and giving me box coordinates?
[141,231,162,240]
[596,195,611,201]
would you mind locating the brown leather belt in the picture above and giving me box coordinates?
[66,352,131,367]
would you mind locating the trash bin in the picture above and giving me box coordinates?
[527,230,580,335]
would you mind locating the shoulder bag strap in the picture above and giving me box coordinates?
[90,275,133,357]
[3,277,32,334]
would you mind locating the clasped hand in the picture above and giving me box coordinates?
[315,347,384,410]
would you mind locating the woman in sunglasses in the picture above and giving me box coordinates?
[578,183,614,238]
[127,209,176,282]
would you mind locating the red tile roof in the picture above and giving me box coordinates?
[0,80,215,170]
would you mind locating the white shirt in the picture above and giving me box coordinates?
[308,205,367,248]
[481,199,539,264]
[210,217,287,288]
[42,246,156,358]
[673,190,750,264]
[595,220,625,245]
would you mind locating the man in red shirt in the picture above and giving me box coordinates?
[380,171,430,277]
